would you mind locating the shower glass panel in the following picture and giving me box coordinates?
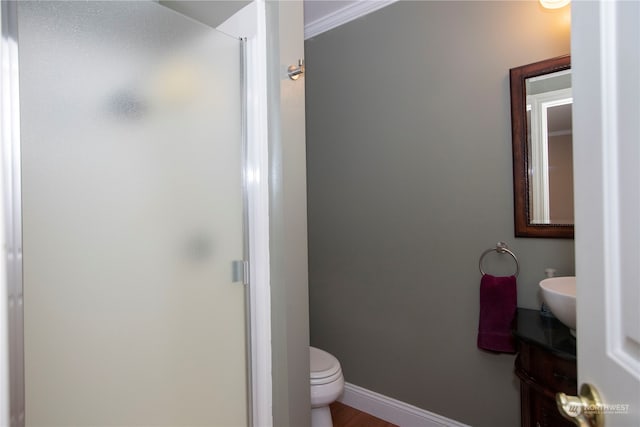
[17,1,246,426]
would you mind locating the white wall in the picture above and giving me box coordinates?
[266,1,311,426]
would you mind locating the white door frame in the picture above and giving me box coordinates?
[244,1,273,426]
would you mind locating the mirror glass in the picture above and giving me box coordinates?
[510,55,573,238]
[526,69,573,224]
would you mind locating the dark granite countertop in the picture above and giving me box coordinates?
[513,308,576,361]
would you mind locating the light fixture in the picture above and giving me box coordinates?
[540,0,570,9]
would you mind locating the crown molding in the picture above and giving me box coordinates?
[304,0,397,40]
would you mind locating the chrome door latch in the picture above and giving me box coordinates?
[232,260,249,285]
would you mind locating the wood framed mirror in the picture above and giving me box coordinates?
[510,55,573,238]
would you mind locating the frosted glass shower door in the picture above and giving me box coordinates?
[18,2,246,426]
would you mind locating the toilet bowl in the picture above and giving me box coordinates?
[310,346,344,427]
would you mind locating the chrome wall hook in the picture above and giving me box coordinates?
[287,59,305,80]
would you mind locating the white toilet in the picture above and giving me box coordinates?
[310,346,345,427]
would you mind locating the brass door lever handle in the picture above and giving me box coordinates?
[556,383,604,427]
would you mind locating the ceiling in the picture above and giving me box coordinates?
[159,1,251,28]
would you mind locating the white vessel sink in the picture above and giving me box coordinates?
[539,276,576,334]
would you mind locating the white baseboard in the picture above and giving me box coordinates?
[338,382,470,427]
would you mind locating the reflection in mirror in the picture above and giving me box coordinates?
[510,55,573,238]
[526,70,573,224]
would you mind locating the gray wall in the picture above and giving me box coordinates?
[304,2,572,426]
[267,1,311,426]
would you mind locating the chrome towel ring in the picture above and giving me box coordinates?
[479,241,519,277]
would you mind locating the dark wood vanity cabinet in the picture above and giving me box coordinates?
[515,340,577,427]
[513,309,577,427]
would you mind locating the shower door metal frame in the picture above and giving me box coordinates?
[1,1,25,426]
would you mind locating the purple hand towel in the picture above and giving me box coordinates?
[477,274,517,353]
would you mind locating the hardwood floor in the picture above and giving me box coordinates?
[330,401,399,427]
